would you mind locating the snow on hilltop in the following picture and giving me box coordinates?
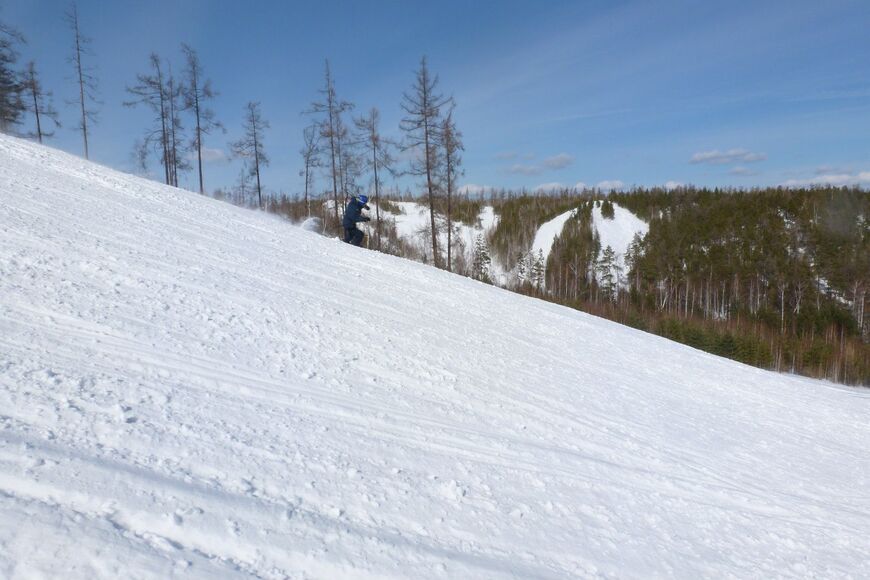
[1,134,869,578]
[592,201,649,284]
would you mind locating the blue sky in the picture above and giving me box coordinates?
[5,0,870,195]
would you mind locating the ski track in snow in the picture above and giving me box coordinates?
[1,134,869,579]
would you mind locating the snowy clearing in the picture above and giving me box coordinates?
[592,202,649,280]
[1,135,869,579]
[375,201,498,269]
[530,208,577,269]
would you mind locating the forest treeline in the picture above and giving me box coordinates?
[264,186,869,386]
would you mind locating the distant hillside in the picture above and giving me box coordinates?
[265,187,868,384]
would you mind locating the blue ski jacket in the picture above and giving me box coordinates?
[342,198,370,228]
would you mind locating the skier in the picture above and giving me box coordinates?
[342,194,371,246]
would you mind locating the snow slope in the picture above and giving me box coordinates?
[592,203,649,282]
[1,134,869,579]
[530,208,577,273]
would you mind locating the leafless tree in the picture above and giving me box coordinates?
[165,63,189,187]
[307,60,353,225]
[299,123,321,218]
[23,61,60,142]
[231,101,269,209]
[65,2,98,159]
[181,43,222,194]
[441,108,463,271]
[124,53,172,184]
[401,56,452,267]
[355,107,396,251]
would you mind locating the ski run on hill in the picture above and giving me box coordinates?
[1,134,869,579]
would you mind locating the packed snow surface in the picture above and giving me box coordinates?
[1,134,869,579]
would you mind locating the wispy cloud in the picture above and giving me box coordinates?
[506,152,574,175]
[690,148,767,165]
[664,180,683,190]
[728,166,758,176]
[507,163,544,176]
[574,181,589,190]
[534,182,566,192]
[542,153,574,170]
[596,179,625,191]
[190,147,228,163]
[781,171,870,187]
[495,151,518,160]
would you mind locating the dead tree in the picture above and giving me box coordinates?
[65,2,98,159]
[299,124,321,218]
[401,56,452,267]
[182,43,222,194]
[441,109,463,271]
[231,101,269,209]
[124,53,171,184]
[355,107,396,251]
[307,60,353,225]
[23,61,60,142]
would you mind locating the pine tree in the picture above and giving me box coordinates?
[0,20,24,132]
[472,234,492,283]
[597,245,617,301]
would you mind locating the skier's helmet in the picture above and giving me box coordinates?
[358,194,369,204]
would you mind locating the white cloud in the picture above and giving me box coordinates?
[542,153,574,170]
[193,147,229,163]
[664,180,683,190]
[781,171,870,187]
[690,148,767,165]
[574,181,589,191]
[728,166,757,176]
[596,179,625,191]
[534,182,565,192]
[505,152,574,175]
[507,163,544,176]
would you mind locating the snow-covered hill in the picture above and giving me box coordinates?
[1,134,869,579]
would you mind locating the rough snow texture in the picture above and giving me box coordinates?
[591,202,649,281]
[1,134,869,579]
